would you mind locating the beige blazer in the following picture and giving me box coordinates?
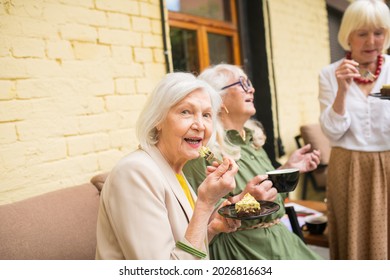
[95,145,207,260]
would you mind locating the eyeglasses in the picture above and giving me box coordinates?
[221,76,253,93]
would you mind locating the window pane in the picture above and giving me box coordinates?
[208,33,233,65]
[167,0,232,22]
[170,27,199,73]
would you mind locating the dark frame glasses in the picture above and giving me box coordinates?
[221,76,253,92]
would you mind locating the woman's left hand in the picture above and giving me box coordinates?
[282,144,321,173]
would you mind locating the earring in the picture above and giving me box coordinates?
[222,104,229,114]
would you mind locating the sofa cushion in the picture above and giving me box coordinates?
[300,123,331,165]
[90,172,109,192]
[0,183,100,260]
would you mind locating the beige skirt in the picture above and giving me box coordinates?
[327,147,390,259]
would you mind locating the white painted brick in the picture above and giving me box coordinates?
[144,63,166,79]
[0,35,10,56]
[0,100,32,122]
[44,3,107,26]
[78,113,119,134]
[59,0,94,8]
[98,28,142,46]
[107,13,131,29]
[83,97,106,114]
[95,0,139,15]
[87,79,115,96]
[41,3,68,24]
[142,33,163,48]
[115,78,136,94]
[6,0,43,18]
[111,62,144,78]
[0,57,29,79]
[58,116,79,137]
[49,95,101,117]
[23,58,62,78]
[0,153,99,204]
[136,77,158,94]
[61,60,113,80]
[0,80,15,100]
[0,142,27,170]
[60,24,98,42]
[109,128,132,148]
[131,16,151,33]
[97,149,127,171]
[0,123,17,144]
[0,15,24,37]
[112,46,133,64]
[10,37,45,58]
[153,48,165,63]
[139,2,160,19]
[67,133,110,156]
[21,18,58,39]
[151,19,163,35]
[16,78,81,99]
[46,40,74,59]
[0,0,171,204]
[115,111,140,129]
[0,2,6,15]
[72,42,111,60]
[134,47,153,62]
[24,138,67,164]
[105,95,147,111]
[16,118,68,141]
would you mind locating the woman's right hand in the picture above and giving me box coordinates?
[335,58,360,93]
[332,58,361,115]
[197,157,238,206]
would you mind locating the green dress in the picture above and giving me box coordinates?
[183,128,322,260]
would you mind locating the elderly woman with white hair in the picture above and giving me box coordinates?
[183,64,322,260]
[319,0,390,259]
[95,72,239,260]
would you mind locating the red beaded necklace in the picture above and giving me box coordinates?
[346,52,383,84]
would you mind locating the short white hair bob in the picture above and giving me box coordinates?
[338,0,390,51]
[136,72,221,149]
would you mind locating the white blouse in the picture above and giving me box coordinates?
[319,54,390,152]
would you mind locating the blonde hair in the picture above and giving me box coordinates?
[198,64,266,160]
[338,0,390,51]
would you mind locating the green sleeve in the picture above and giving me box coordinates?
[183,158,207,193]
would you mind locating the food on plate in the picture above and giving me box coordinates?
[235,193,261,217]
[380,84,390,96]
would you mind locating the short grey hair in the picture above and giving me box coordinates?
[338,0,390,51]
[136,72,221,149]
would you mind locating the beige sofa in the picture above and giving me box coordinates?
[0,173,108,260]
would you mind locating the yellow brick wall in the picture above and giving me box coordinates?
[0,0,167,204]
[265,0,331,199]
[265,0,330,159]
[0,0,334,204]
